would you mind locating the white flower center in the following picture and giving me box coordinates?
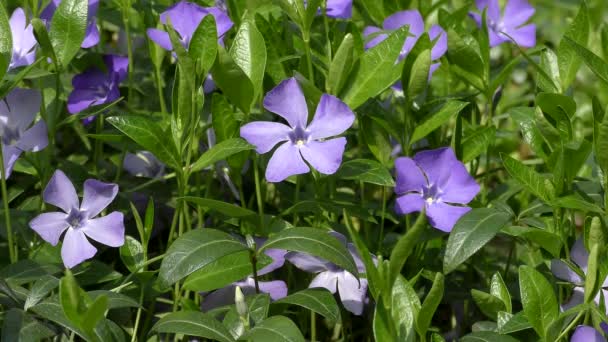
[296,139,305,147]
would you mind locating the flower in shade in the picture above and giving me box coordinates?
[394,147,479,232]
[240,77,355,182]
[147,1,233,51]
[551,239,608,311]
[123,151,165,179]
[0,88,48,179]
[286,231,372,315]
[570,326,606,342]
[470,0,536,48]
[9,8,37,69]
[67,54,128,120]
[29,170,125,268]
[363,10,447,89]
[41,0,100,48]
[325,0,352,19]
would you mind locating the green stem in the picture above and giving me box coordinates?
[93,114,104,177]
[122,0,134,107]
[556,309,585,341]
[293,176,300,226]
[130,288,144,342]
[0,146,16,263]
[154,66,167,113]
[253,157,264,231]
[377,186,387,253]
[311,311,317,342]
[302,31,315,81]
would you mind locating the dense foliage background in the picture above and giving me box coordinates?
[1,0,608,341]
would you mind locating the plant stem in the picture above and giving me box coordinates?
[377,186,387,253]
[130,288,144,342]
[311,311,317,342]
[122,0,134,107]
[0,146,16,263]
[293,176,300,226]
[302,31,315,81]
[556,309,585,341]
[253,157,264,231]
[154,66,167,113]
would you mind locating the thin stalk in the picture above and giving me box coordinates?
[122,0,134,106]
[0,146,16,263]
[250,250,260,293]
[311,311,317,342]
[154,66,167,113]
[377,186,387,253]
[556,309,585,341]
[130,288,144,342]
[253,157,264,231]
[293,176,300,226]
[302,31,315,81]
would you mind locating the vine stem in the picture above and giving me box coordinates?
[0,146,16,263]
[311,311,317,342]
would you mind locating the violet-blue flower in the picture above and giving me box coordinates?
[570,326,606,342]
[67,54,128,118]
[286,231,372,315]
[240,77,355,182]
[394,147,480,232]
[41,0,100,48]
[146,1,233,51]
[470,0,536,48]
[123,151,165,179]
[0,88,48,179]
[29,170,125,268]
[9,8,37,69]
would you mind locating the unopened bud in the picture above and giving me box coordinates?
[246,235,256,250]
[235,286,248,318]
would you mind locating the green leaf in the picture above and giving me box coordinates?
[361,116,392,166]
[446,29,485,91]
[119,236,144,274]
[88,290,139,309]
[24,275,59,311]
[460,331,519,342]
[563,36,608,85]
[471,289,505,320]
[107,115,180,169]
[584,244,600,303]
[240,316,305,342]
[59,271,86,328]
[49,0,88,67]
[211,93,239,143]
[374,300,396,342]
[391,275,421,342]
[0,2,12,81]
[189,14,218,75]
[490,273,512,313]
[443,208,512,274]
[2,309,23,342]
[461,126,496,163]
[336,159,395,186]
[80,295,108,333]
[327,33,354,95]
[179,196,256,217]
[212,46,255,114]
[554,194,604,214]
[501,154,555,203]
[389,212,427,287]
[259,228,358,278]
[509,107,549,160]
[538,48,562,94]
[341,25,409,109]
[150,311,235,342]
[275,288,341,323]
[536,93,574,140]
[557,2,589,89]
[410,101,468,146]
[518,265,558,338]
[157,229,247,288]
[497,311,533,334]
[596,108,608,173]
[416,272,444,339]
[229,19,267,102]
[406,49,431,99]
[189,138,254,173]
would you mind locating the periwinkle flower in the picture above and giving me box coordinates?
[394,147,479,232]
[9,8,37,69]
[29,170,125,268]
[41,0,100,48]
[123,151,165,178]
[240,78,355,182]
[363,10,447,88]
[67,54,128,118]
[325,0,352,19]
[470,0,536,48]
[570,326,606,342]
[286,231,372,315]
[146,1,233,51]
[0,88,48,179]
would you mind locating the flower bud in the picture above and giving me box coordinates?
[235,286,248,318]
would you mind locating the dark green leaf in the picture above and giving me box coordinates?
[327,34,354,95]
[59,271,86,327]
[462,126,496,163]
[596,108,608,173]
[501,154,555,203]
[190,14,218,75]
[416,272,444,338]
[391,275,420,342]
[471,289,505,320]
[460,331,519,342]
[0,2,12,81]
[410,101,468,145]
[211,93,239,143]
[490,273,512,313]
[119,236,144,274]
[88,290,139,309]
[336,159,395,186]
[557,2,589,89]
[150,311,235,342]
[406,49,431,99]
[189,138,254,173]
[555,195,604,214]
[240,316,304,342]
[518,265,558,338]
[389,212,427,287]
[275,288,341,323]
[497,311,533,334]
[179,196,256,217]
[230,19,267,101]
[373,300,396,342]
[24,275,59,311]
[212,46,254,114]
[80,295,107,333]
[49,0,88,67]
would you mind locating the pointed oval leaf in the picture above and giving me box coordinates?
[275,288,341,323]
[189,138,255,173]
[229,19,266,101]
[150,311,235,342]
[410,101,468,145]
[336,159,395,186]
[0,2,12,81]
[49,0,88,67]
[518,265,558,338]
[240,316,304,342]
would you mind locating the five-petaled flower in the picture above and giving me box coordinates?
[286,231,372,315]
[29,170,125,268]
[240,77,355,182]
[394,147,479,232]
[470,0,536,48]
[67,54,128,120]
[363,10,447,89]
[9,8,37,69]
[0,88,48,179]
[41,0,100,48]
[570,325,607,342]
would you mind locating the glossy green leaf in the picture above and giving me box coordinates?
[490,273,512,313]
[275,288,341,323]
[212,46,254,114]
[336,159,395,186]
[564,36,608,85]
[416,272,444,339]
[88,290,139,309]
[462,126,496,163]
[554,194,604,214]
[119,236,144,274]
[509,107,549,160]
[471,289,505,320]
[518,265,558,338]
[189,138,254,173]
[460,331,519,342]
[240,316,304,342]
[584,244,600,303]
[179,196,256,217]
[557,2,589,89]
[59,271,86,328]
[501,154,555,203]
[596,108,608,173]
[49,0,88,67]
[406,49,431,99]
[211,93,239,143]
[391,275,420,342]
[373,300,396,342]
[361,116,392,166]
[446,29,485,91]
[150,311,235,342]
[0,2,12,81]
[497,311,533,334]
[190,14,218,75]
[443,208,512,274]
[24,275,59,311]
[230,19,266,101]
[410,101,468,145]
[327,33,354,95]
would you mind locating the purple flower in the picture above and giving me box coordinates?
[146,1,233,51]
[571,326,606,342]
[67,54,128,117]
[394,147,479,232]
[123,151,165,178]
[9,8,37,69]
[29,170,125,268]
[286,231,371,315]
[551,239,608,312]
[470,0,536,48]
[240,78,355,182]
[363,10,447,89]
[41,0,100,49]
[0,88,48,179]
[326,0,352,19]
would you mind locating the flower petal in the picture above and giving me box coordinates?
[285,251,330,273]
[147,28,173,51]
[299,137,347,175]
[570,238,588,272]
[81,212,125,247]
[475,0,501,22]
[263,78,309,128]
[571,326,606,342]
[201,284,236,311]
[550,259,583,285]
[61,228,97,269]
[43,170,79,213]
[104,54,129,83]
[326,0,352,19]
[82,19,100,48]
[265,142,309,182]
[383,10,424,55]
[240,121,291,154]
[337,272,368,315]
[395,193,425,215]
[29,212,69,246]
[0,88,41,133]
[426,202,471,232]
[306,94,355,140]
[15,120,48,152]
[80,179,119,218]
[561,287,584,312]
[503,0,535,28]
[1,145,21,180]
[394,157,427,195]
[429,25,447,61]
[258,280,288,300]
[504,24,536,48]
[66,88,101,114]
[310,271,338,293]
[439,161,479,204]
[413,147,457,189]
[363,26,387,50]
[258,248,287,275]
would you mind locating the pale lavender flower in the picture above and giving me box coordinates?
[67,55,128,118]
[286,231,371,315]
[9,8,37,69]
[41,0,100,48]
[29,170,125,268]
[0,88,47,179]
[571,326,606,342]
[394,147,479,232]
[325,0,352,18]
[470,0,536,48]
[147,1,233,51]
[240,77,355,182]
[123,151,165,178]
